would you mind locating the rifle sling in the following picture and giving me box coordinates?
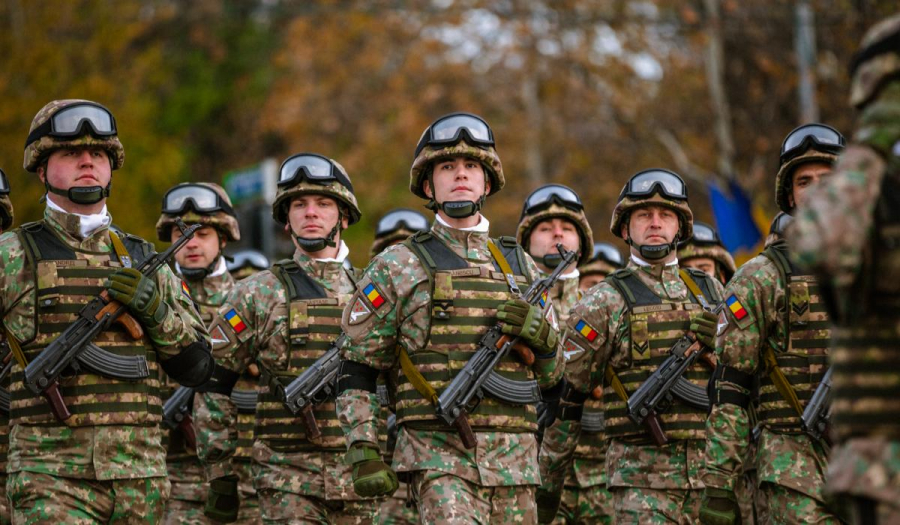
[605,364,629,403]
[763,342,805,418]
[487,239,521,296]
[108,230,132,268]
[3,327,27,368]
[678,269,710,310]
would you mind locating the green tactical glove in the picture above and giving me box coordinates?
[105,267,166,327]
[536,486,563,524]
[346,442,398,498]
[204,475,240,523]
[497,298,558,356]
[699,487,740,525]
[690,310,719,350]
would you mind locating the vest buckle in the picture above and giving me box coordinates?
[433,299,454,320]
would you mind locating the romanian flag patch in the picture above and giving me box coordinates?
[181,280,191,299]
[726,295,748,321]
[575,319,598,342]
[363,283,385,308]
[538,291,548,309]
[225,308,247,334]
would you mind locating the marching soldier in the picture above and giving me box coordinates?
[677,221,736,286]
[369,208,429,259]
[578,242,625,292]
[197,153,374,523]
[155,183,261,524]
[0,168,13,525]
[334,112,565,524]
[0,99,213,523]
[227,250,271,281]
[789,14,900,524]
[551,169,724,523]
[699,124,846,524]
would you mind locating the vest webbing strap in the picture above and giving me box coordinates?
[762,343,805,418]
[605,364,628,403]
[3,328,27,368]
[108,230,132,268]
[487,239,521,296]
[679,269,710,310]
[398,347,439,405]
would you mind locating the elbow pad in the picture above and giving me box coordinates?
[336,360,380,394]
[161,340,215,388]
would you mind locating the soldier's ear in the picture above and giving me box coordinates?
[621,223,629,241]
[423,180,433,199]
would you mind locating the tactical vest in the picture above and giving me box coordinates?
[9,221,161,427]
[395,233,540,432]
[233,377,257,461]
[758,242,830,431]
[254,260,349,452]
[602,268,719,442]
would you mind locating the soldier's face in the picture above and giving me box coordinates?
[789,161,832,209]
[40,147,112,194]
[424,157,489,204]
[624,205,680,246]
[682,257,717,280]
[287,194,348,240]
[528,218,580,270]
[172,225,222,270]
[579,272,607,291]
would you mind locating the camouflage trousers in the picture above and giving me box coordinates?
[7,471,169,524]
[612,487,702,525]
[755,482,842,525]
[0,473,8,525]
[737,469,756,525]
[410,470,537,524]
[374,482,417,525]
[549,483,613,525]
[257,488,376,524]
[162,499,211,525]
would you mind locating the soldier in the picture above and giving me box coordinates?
[789,14,900,524]
[154,183,261,524]
[0,167,13,525]
[334,112,564,524]
[699,124,846,525]
[677,221,736,286]
[197,152,373,524]
[0,99,213,523]
[578,242,625,292]
[227,250,271,281]
[369,208,429,258]
[549,169,724,523]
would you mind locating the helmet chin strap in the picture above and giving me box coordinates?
[425,171,487,219]
[294,209,342,254]
[626,230,680,262]
[181,252,223,282]
[45,179,111,205]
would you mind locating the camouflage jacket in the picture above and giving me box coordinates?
[701,242,829,500]
[197,248,359,500]
[0,205,208,480]
[336,218,564,487]
[560,258,724,490]
[549,271,581,326]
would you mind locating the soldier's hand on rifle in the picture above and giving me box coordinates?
[699,487,740,525]
[204,474,240,523]
[105,268,166,327]
[346,441,398,497]
[497,298,558,358]
[690,310,719,350]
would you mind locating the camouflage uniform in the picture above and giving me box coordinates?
[789,15,900,523]
[676,221,737,285]
[702,146,843,523]
[0,173,12,525]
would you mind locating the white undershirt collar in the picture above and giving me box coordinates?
[436,213,489,232]
[46,197,111,239]
[631,253,679,267]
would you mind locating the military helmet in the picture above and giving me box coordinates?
[677,221,737,282]
[227,249,270,280]
[0,169,11,231]
[156,183,241,243]
[370,208,429,258]
[24,99,125,172]
[579,241,624,277]
[849,13,900,109]
[272,153,361,226]
[610,169,694,241]
[775,123,844,214]
[516,184,594,266]
[410,112,505,199]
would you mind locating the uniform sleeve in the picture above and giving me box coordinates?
[194,391,237,480]
[148,264,210,357]
[702,259,779,491]
[522,253,565,388]
[0,233,33,341]
[538,418,580,495]
[562,284,623,395]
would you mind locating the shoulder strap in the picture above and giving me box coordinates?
[487,239,521,296]
[17,221,76,261]
[679,268,722,309]
[406,232,468,272]
[605,269,662,309]
[110,226,155,268]
[493,236,529,280]
[273,260,328,300]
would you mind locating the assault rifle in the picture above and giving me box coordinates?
[801,367,833,446]
[162,385,197,450]
[435,244,576,449]
[275,334,346,440]
[0,337,12,384]
[24,220,202,421]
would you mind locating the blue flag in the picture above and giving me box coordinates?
[708,180,763,257]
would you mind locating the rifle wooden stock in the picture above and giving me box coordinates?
[509,339,535,366]
[42,381,72,421]
[301,404,321,440]
[95,292,144,340]
[454,411,477,449]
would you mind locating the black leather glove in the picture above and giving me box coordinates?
[699,487,739,525]
[497,298,558,356]
[105,268,166,327]
[690,310,719,349]
[204,475,240,523]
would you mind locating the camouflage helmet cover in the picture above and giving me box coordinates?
[850,13,900,109]
[579,242,625,277]
[24,99,125,172]
[409,141,505,199]
[0,195,12,231]
[677,241,737,282]
[775,148,839,213]
[516,202,594,266]
[370,228,420,259]
[272,157,361,226]
[156,183,241,243]
[610,192,694,241]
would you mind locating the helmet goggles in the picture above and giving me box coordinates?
[25,102,117,148]
[278,153,354,192]
[414,112,495,158]
[162,184,234,216]
[521,184,583,218]
[375,209,429,237]
[592,242,624,266]
[620,169,688,201]
[780,124,845,164]
[690,222,720,245]
[0,169,9,195]
[227,250,270,272]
